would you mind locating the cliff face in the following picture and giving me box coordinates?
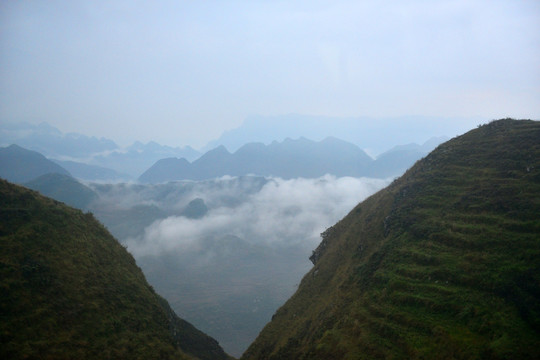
[0,179,229,360]
[242,119,540,360]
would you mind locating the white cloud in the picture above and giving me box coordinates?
[126,175,389,257]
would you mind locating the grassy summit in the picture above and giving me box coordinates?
[0,179,229,360]
[242,119,540,359]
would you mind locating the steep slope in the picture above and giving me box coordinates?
[0,144,71,183]
[242,119,540,359]
[0,179,229,360]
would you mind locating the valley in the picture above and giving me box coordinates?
[1,119,538,358]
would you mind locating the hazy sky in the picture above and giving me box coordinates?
[1,0,539,147]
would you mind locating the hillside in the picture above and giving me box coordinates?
[242,119,540,359]
[0,144,71,183]
[0,179,229,360]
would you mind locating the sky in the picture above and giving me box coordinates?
[1,0,539,148]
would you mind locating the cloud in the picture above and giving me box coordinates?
[113,174,390,355]
[125,175,389,257]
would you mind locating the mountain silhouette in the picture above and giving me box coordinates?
[139,137,374,183]
[0,144,71,183]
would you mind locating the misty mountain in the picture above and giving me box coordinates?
[0,122,201,179]
[242,119,540,359]
[87,175,388,356]
[370,136,448,178]
[24,173,99,210]
[0,179,229,360]
[203,114,481,154]
[0,121,117,158]
[52,159,130,182]
[140,136,446,183]
[0,144,71,183]
[89,141,201,178]
[139,137,374,183]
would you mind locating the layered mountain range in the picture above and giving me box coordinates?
[1,120,447,182]
[0,122,200,179]
[139,137,445,183]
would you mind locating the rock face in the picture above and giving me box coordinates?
[0,179,229,360]
[242,119,540,360]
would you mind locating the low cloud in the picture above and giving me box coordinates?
[126,175,389,257]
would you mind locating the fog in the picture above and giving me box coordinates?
[89,175,388,356]
[126,175,387,257]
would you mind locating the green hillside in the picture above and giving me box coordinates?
[242,119,540,359]
[0,179,229,360]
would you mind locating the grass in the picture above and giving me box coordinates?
[242,119,540,360]
[0,179,229,360]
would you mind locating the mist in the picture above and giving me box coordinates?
[88,175,388,356]
[126,175,387,257]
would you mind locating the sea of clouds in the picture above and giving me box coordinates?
[90,174,390,356]
[125,175,390,257]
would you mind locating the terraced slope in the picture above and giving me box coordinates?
[242,119,540,359]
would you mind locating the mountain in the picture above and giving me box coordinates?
[139,137,374,183]
[0,121,117,158]
[24,173,99,210]
[369,137,448,178]
[242,119,540,359]
[52,159,130,182]
[91,141,201,178]
[0,122,201,178]
[203,114,482,154]
[0,179,229,360]
[0,144,71,183]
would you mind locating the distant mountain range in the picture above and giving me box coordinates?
[0,145,103,211]
[0,122,201,179]
[203,114,481,154]
[0,121,117,158]
[0,144,71,183]
[139,136,446,183]
[1,119,459,181]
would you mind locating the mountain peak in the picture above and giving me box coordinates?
[0,144,72,183]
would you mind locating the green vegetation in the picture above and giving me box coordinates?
[242,119,540,359]
[0,179,229,360]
